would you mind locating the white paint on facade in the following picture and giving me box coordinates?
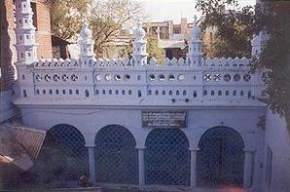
[8,0,290,191]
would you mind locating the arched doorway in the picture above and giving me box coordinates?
[95,125,138,184]
[145,129,190,186]
[197,126,245,187]
[32,124,88,186]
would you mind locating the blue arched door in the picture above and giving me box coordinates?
[95,125,138,184]
[145,129,190,186]
[32,124,88,186]
[197,127,245,187]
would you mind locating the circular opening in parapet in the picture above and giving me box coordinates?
[115,74,122,81]
[159,74,165,81]
[168,74,175,81]
[105,74,112,81]
[178,74,185,81]
[149,74,156,81]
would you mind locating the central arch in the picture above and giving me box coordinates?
[95,125,138,184]
[197,126,245,187]
[145,129,190,186]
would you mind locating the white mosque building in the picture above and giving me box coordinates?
[5,0,290,191]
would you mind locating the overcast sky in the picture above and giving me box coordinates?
[139,0,256,23]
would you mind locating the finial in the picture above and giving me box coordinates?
[193,15,198,25]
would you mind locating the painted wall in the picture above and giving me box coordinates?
[264,110,290,192]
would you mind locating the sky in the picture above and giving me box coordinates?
[139,0,256,23]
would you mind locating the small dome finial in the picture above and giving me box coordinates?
[194,15,198,25]
[134,19,145,39]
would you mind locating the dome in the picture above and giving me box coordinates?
[80,22,92,39]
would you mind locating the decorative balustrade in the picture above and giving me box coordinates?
[14,55,264,107]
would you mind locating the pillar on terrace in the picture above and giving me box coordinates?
[79,22,95,61]
[190,147,199,188]
[132,20,147,66]
[136,146,146,186]
[87,145,96,185]
[243,149,255,188]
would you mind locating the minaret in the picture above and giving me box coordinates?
[251,30,269,58]
[132,21,147,65]
[187,16,202,66]
[15,0,37,65]
[79,21,95,61]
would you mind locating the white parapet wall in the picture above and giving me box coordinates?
[13,56,265,108]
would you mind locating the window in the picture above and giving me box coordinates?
[85,90,89,97]
[23,90,27,97]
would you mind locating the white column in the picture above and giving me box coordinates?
[87,146,96,185]
[137,147,145,186]
[243,150,255,188]
[190,147,199,188]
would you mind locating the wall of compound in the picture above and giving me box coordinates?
[263,110,290,192]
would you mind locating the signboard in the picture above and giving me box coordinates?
[142,111,187,128]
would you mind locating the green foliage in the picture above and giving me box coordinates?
[255,2,290,127]
[50,0,91,40]
[196,0,254,58]
[147,37,165,64]
[90,0,143,57]
[50,0,143,57]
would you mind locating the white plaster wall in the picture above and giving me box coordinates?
[20,105,266,190]
[263,110,290,192]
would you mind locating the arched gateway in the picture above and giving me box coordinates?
[145,129,190,186]
[32,124,88,186]
[197,126,245,187]
[95,125,138,184]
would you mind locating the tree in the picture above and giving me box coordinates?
[50,0,143,57]
[196,0,255,58]
[147,37,165,64]
[254,1,290,130]
[50,0,91,40]
[90,0,143,57]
